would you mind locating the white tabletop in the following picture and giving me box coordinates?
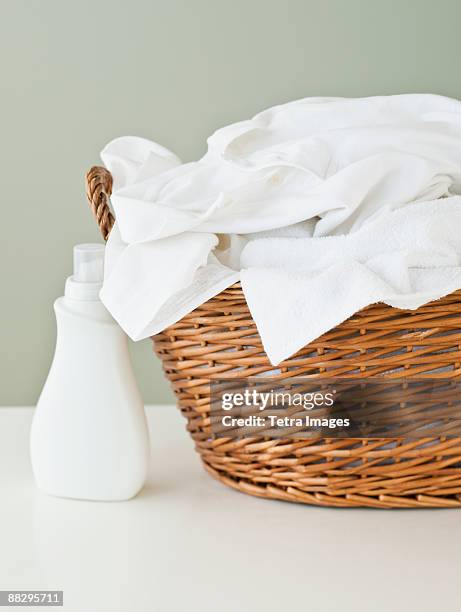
[1,406,460,612]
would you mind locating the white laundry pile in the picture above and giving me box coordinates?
[100,94,461,365]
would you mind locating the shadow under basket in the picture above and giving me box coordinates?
[86,165,461,509]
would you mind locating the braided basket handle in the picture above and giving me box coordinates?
[86,166,115,241]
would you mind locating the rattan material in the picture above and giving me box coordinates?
[86,165,461,508]
[86,166,115,240]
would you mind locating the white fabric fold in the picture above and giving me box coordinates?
[101,226,222,339]
[240,198,461,364]
[98,94,461,364]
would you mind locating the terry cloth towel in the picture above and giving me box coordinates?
[241,197,461,364]
[99,94,461,363]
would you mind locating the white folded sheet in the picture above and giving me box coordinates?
[99,94,461,364]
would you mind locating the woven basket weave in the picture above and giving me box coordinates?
[86,165,461,508]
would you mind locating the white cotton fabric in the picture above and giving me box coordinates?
[99,94,461,364]
[241,197,461,363]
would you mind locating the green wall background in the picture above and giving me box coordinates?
[2,0,461,405]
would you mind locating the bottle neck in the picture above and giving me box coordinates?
[64,276,102,301]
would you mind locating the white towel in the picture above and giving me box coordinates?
[101,224,239,340]
[241,197,461,364]
[98,94,461,363]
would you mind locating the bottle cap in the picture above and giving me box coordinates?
[73,243,105,283]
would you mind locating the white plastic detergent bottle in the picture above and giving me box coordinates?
[30,243,149,501]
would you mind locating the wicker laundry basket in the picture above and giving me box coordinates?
[86,165,461,508]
